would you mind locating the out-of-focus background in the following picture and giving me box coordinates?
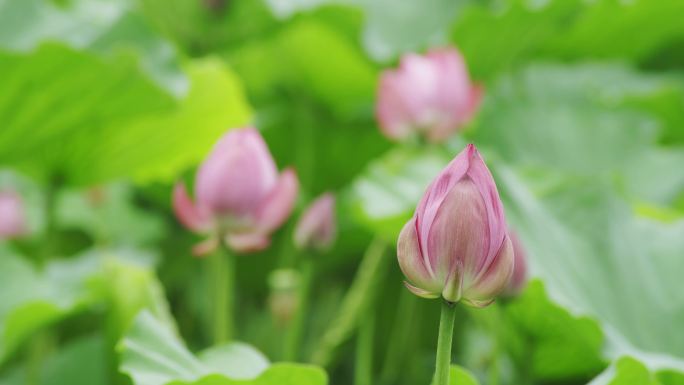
[1,0,684,384]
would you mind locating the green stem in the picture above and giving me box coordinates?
[283,257,314,360]
[209,246,235,344]
[310,237,388,366]
[380,289,417,383]
[354,312,375,385]
[434,300,457,385]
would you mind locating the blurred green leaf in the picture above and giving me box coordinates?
[0,0,186,94]
[120,311,327,385]
[449,365,480,385]
[452,0,684,80]
[0,44,251,185]
[228,19,376,116]
[0,245,99,363]
[57,183,166,246]
[39,334,108,385]
[506,281,605,380]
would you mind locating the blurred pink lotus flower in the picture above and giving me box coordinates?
[173,128,299,255]
[376,47,482,142]
[504,231,528,296]
[0,190,27,239]
[294,193,336,251]
[397,144,513,306]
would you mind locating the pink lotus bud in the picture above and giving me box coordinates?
[397,144,513,307]
[376,47,482,143]
[293,193,336,251]
[504,231,528,296]
[173,128,299,255]
[0,191,27,239]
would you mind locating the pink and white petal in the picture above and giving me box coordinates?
[376,72,416,140]
[464,145,507,271]
[461,298,495,308]
[254,168,299,233]
[426,178,488,284]
[426,48,471,118]
[172,182,212,233]
[459,84,484,125]
[465,236,514,302]
[192,236,219,257]
[225,232,271,254]
[415,144,474,267]
[403,281,440,299]
[397,218,439,292]
[195,128,278,216]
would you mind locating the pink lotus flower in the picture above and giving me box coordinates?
[504,231,528,296]
[397,144,513,306]
[376,47,482,142]
[173,128,299,255]
[0,190,27,239]
[294,193,336,251]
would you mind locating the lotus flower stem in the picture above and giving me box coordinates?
[380,289,418,384]
[434,300,456,385]
[209,245,235,344]
[311,237,388,366]
[283,256,314,360]
[354,312,375,385]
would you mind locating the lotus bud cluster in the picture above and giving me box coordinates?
[376,47,482,142]
[173,128,299,255]
[397,144,514,307]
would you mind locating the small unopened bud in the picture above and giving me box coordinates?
[397,144,513,307]
[0,190,27,239]
[293,193,336,252]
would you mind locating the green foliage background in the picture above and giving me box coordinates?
[0,0,683,384]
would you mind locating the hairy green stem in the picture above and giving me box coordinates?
[434,300,456,385]
[209,246,234,344]
[283,257,314,360]
[354,312,375,385]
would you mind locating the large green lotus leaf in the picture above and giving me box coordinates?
[498,164,684,369]
[504,281,605,380]
[119,311,327,385]
[57,182,167,246]
[0,334,108,385]
[261,0,459,62]
[0,0,186,94]
[63,57,252,185]
[451,0,684,80]
[0,245,100,362]
[449,365,480,385]
[0,44,251,185]
[589,356,684,385]
[227,19,377,116]
[0,246,173,364]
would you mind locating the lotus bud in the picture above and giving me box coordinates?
[504,231,528,296]
[293,193,336,251]
[376,46,482,143]
[397,144,513,307]
[173,128,299,255]
[0,190,27,239]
